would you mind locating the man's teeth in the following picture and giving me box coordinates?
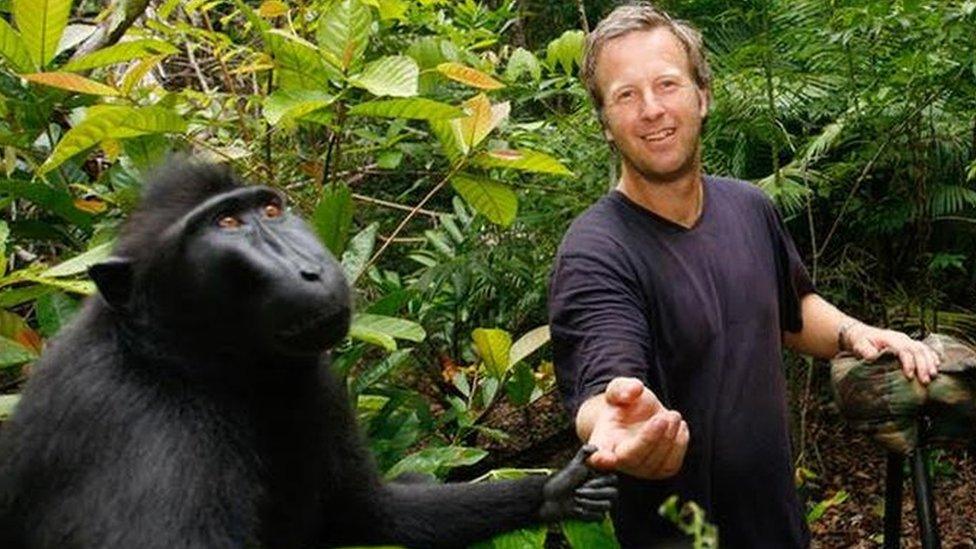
[643,129,675,141]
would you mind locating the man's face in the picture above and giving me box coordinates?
[595,28,709,184]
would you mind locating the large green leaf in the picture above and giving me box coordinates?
[450,173,518,227]
[312,185,354,257]
[316,0,372,73]
[471,149,573,176]
[349,55,419,97]
[60,39,179,72]
[265,30,336,90]
[562,518,621,549]
[546,30,585,75]
[0,335,34,369]
[450,94,510,153]
[13,0,72,68]
[472,327,512,378]
[349,98,463,120]
[508,325,550,367]
[263,89,334,126]
[0,179,94,226]
[351,313,425,343]
[384,446,487,480]
[472,527,547,549]
[22,72,120,96]
[35,291,79,338]
[0,17,36,73]
[0,286,56,309]
[340,222,377,282]
[39,106,187,175]
[349,348,411,396]
[504,47,541,82]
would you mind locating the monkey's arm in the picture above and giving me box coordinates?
[356,446,617,549]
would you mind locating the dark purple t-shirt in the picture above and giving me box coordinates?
[548,176,814,548]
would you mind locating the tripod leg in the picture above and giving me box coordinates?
[884,452,904,549]
[910,450,941,549]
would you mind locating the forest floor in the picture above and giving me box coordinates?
[462,390,976,548]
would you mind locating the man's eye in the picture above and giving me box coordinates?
[218,215,242,229]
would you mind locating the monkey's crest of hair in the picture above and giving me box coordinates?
[115,157,241,259]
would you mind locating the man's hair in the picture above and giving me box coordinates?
[581,3,712,116]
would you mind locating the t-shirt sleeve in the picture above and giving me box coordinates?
[548,244,655,417]
[765,201,816,333]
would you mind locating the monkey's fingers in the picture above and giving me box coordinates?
[572,508,606,522]
[575,486,618,501]
[573,497,614,513]
[581,474,617,488]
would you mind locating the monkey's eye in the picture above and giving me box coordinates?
[217,215,242,229]
[263,203,282,218]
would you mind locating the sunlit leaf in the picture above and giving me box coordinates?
[508,325,550,367]
[265,29,337,89]
[264,89,334,125]
[340,222,378,282]
[39,106,187,175]
[384,446,487,480]
[450,94,509,153]
[472,327,512,378]
[0,17,36,73]
[472,526,547,549]
[121,54,166,95]
[436,62,504,90]
[451,173,517,227]
[472,149,573,176]
[376,0,409,20]
[349,97,463,120]
[13,0,72,67]
[312,185,354,257]
[41,242,113,278]
[60,39,178,72]
[349,55,419,97]
[22,72,120,96]
[546,30,585,75]
[0,394,20,419]
[258,0,288,17]
[352,314,425,342]
[316,0,372,73]
[562,518,620,549]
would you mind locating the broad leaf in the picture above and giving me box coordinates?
[265,30,337,89]
[316,0,372,73]
[504,47,541,82]
[23,72,120,96]
[13,0,71,68]
[39,106,187,175]
[0,179,93,226]
[35,292,79,338]
[450,94,509,153]
[349,348,411,396]
[41,241,112,278]
[451,173,517,227]
[0,286,56,310]
[508,325,550,367]
[349,325,396,350]
[349,55,419,97]
[0,17,36,73]
[436,62,504,90]
[546,30,585,75]
[0,336,35,369]
[340,222,378,282]
[376,0,409,20]
[351,314,425,343]
[472,327,512,378]
[349,97,463,120]
[60,39,179,72]
[312,185,354,257]
[562,518,620,549]
[0,310,41,355]
[471,149,573,176]
[264,89,334,126]
[472,526,547,549]
[384,446,487,480]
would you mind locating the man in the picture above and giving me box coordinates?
[547,4,940,547]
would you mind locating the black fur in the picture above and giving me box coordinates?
[0,159,615,548]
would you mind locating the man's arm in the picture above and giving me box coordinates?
[575,378,688,480]
[783,293,940,383]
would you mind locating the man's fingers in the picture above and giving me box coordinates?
[899,349,917,381]
[605,377,644,406]
[657,421,689,478]
[618,412,681,474]
[853,338,881,361]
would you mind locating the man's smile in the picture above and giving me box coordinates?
[641,128,676,143]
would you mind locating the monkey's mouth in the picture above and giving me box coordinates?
[275,307,350,353]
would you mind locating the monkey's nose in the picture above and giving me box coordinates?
[300,269,321,282]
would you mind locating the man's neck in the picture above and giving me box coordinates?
[615,164,704,229]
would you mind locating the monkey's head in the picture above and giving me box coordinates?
[88,159,351,358]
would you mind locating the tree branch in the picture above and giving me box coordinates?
[70,0,152,60]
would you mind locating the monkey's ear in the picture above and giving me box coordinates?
[88,257,134,312]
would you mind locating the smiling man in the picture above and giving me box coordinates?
[547,4,940,547]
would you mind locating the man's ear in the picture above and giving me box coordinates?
[88,257,134,312]
[697,87,711,119]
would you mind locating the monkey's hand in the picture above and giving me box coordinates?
[538,445,618,522]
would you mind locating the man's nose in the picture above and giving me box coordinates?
[638,90,666,119]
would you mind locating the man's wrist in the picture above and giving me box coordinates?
[837,319,862,352]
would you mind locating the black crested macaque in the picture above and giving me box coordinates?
[0,159,617,548]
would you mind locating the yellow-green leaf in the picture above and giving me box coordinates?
[13,0,72,68]
[472,328,512,378]
[352,314,425,342]
[508,325,550,367]
[60,39,178,72]
[258,0,288,17]
[121,54,166,95]
[348,55,419,97]
[451,173,517,226]
[263,89,334,126]
[472,149,573,176]
[349,97,463,120]
[546,30,585,75]
[265,30,337,90]
[41,241,113,278]
[39,106,187,175]
[450,94,509,153]
[436,62,504,90]
[0,17,36,73]
[22,72,120,96]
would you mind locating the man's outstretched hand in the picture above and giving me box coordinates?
[577,377,688,480]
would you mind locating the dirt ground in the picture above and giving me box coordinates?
[463,391,976,547]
